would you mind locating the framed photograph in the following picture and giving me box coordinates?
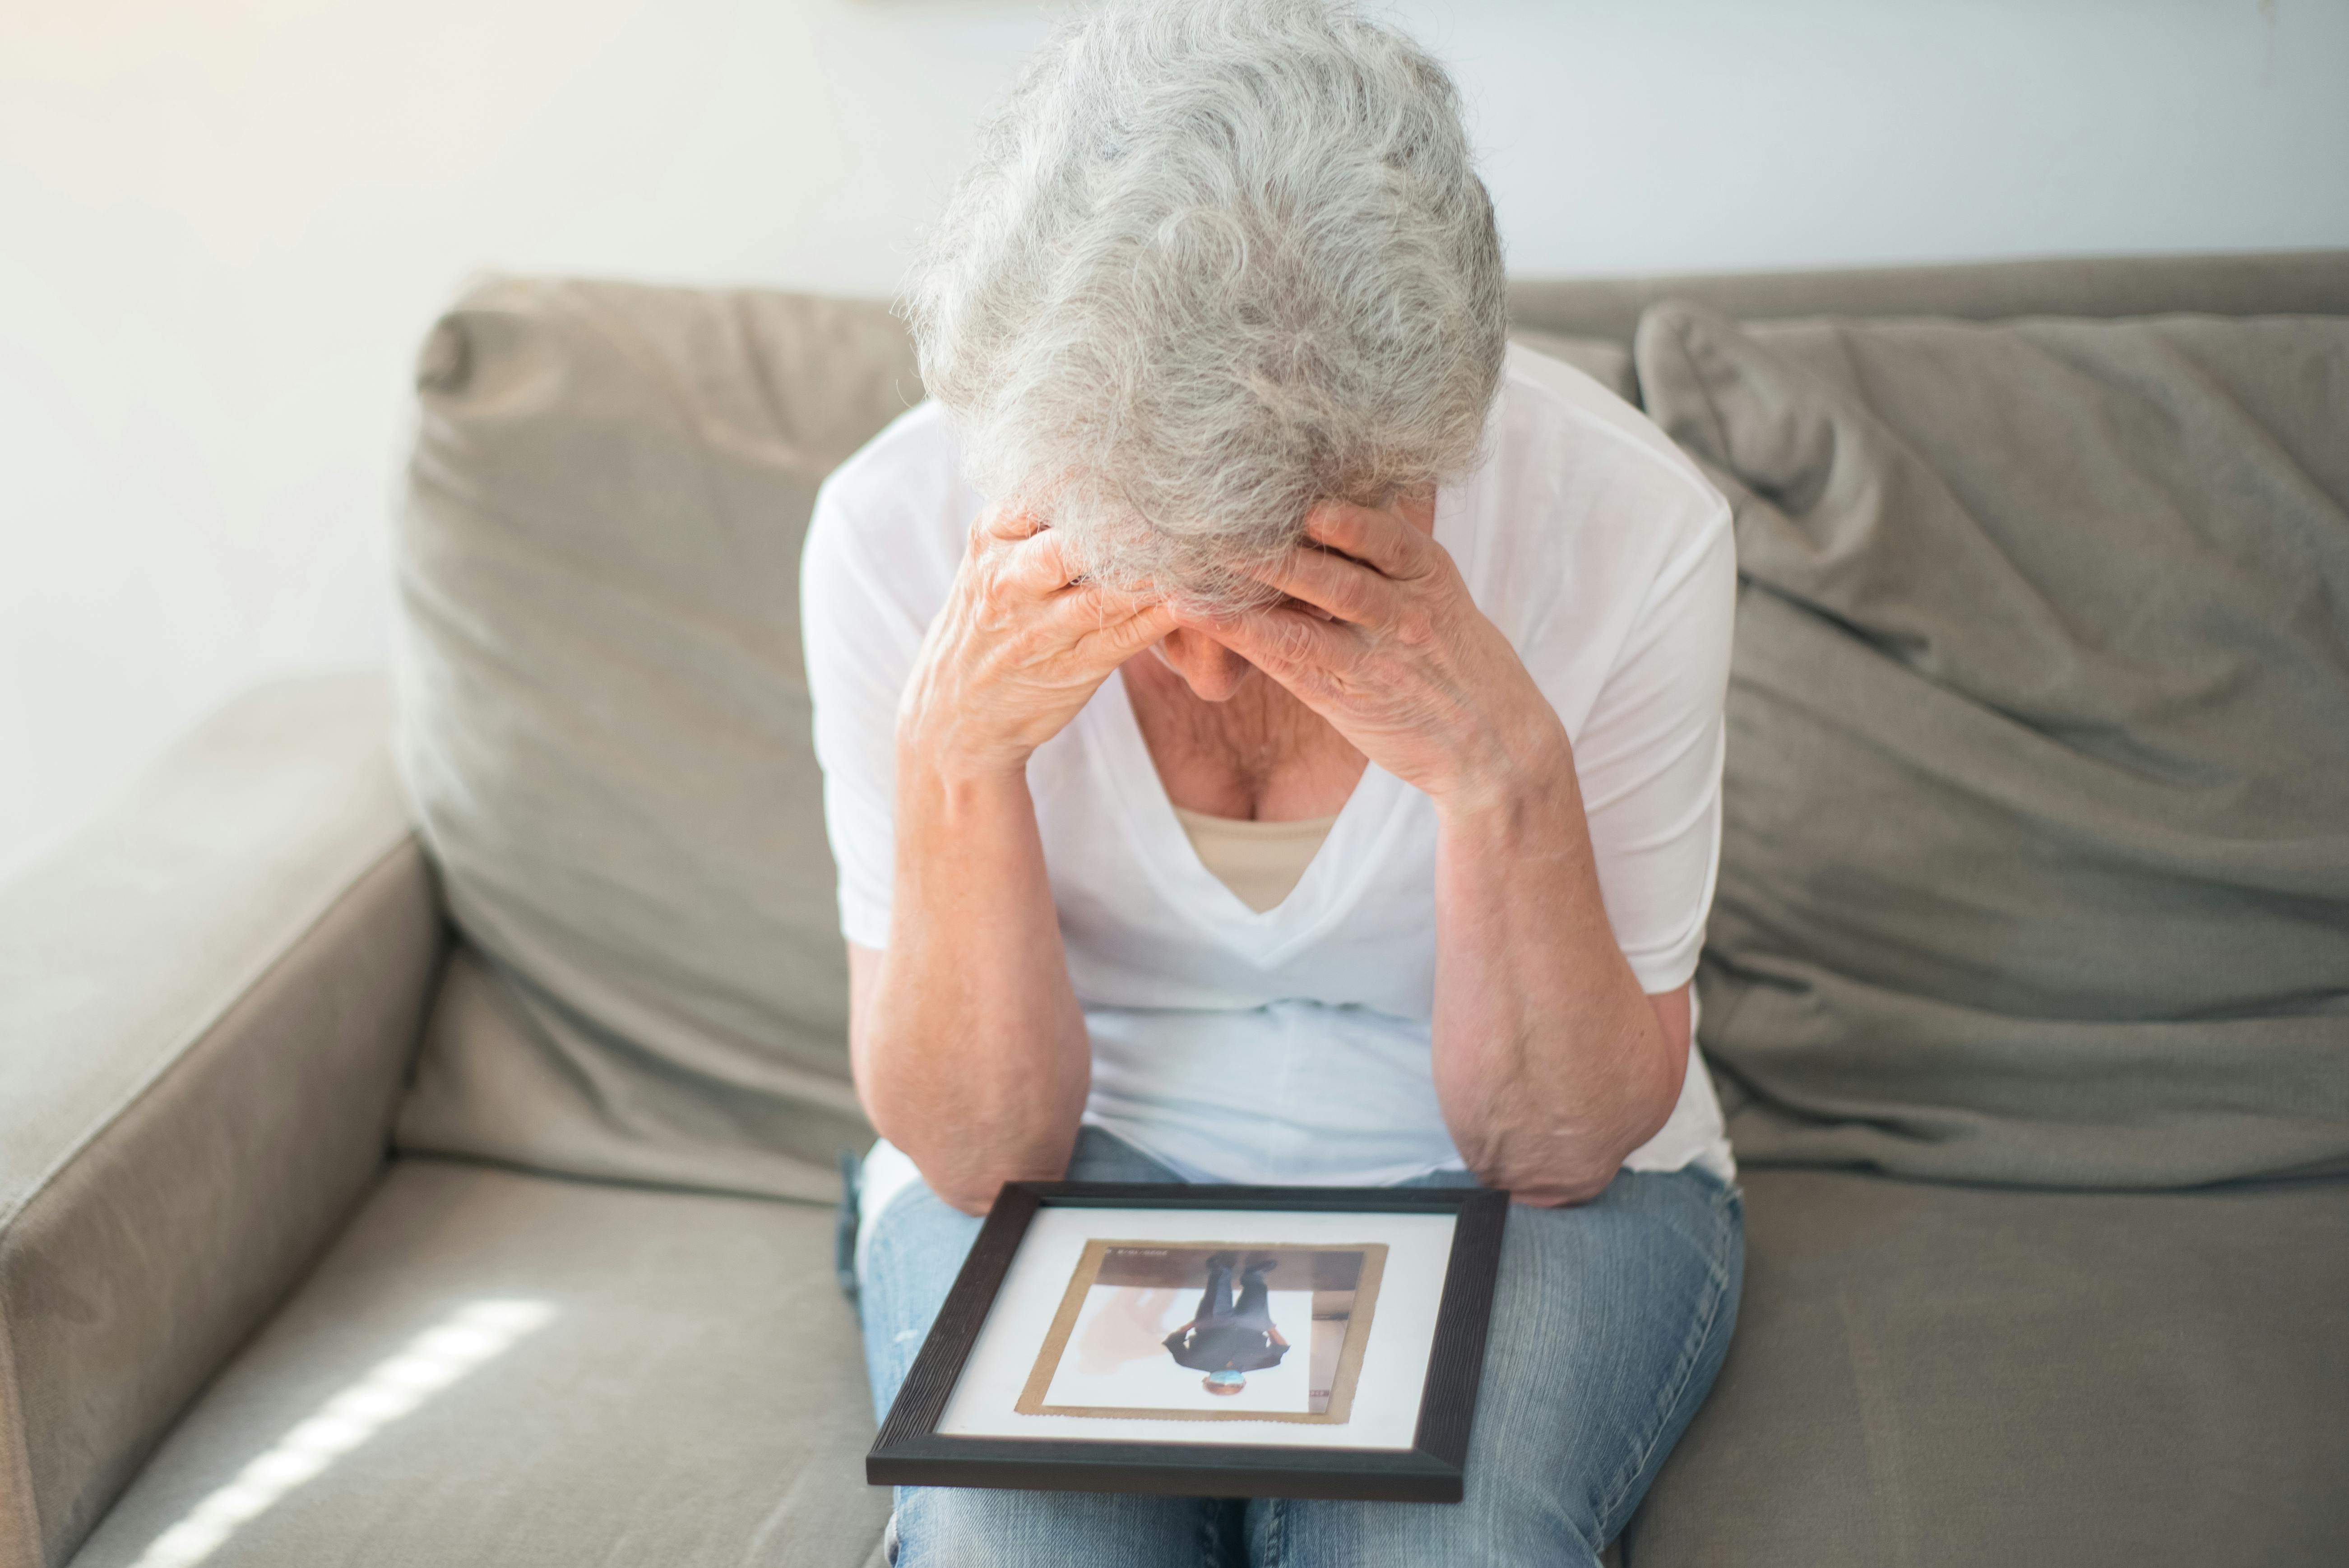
[867,1182,1507,1503]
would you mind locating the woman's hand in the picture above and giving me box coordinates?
[1179,492,1683,1206]
[899,503,1177,780]
[1167,494,1568,811]
[857,504,1173,1214]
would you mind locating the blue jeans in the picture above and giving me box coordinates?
[855,1128,1743,1567]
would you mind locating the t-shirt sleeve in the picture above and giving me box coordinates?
[1494,450,1738,990]
[1562,490,1737,994]
[800,444,946,952]
[1485,350,1736,995]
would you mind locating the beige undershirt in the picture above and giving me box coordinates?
[1170,806,1340,914]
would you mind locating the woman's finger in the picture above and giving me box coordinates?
[1248,543,1397,627]
[1303,497,1428,577]
[978,502,1046,543]
[1170,602,1351,681]
[1046,578,1162,632]
[1074,595,1181,662]
[1003,528,1081,595]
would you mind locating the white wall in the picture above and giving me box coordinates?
[4,0,2345,885]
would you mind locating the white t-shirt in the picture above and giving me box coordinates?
[804,344,1738,1216]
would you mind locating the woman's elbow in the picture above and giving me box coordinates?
[1527,1027,1688,1208]
[927,1175,1005,1217]
[872,1110,1077,1216]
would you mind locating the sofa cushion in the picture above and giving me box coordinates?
[65,1159,887,1568]
[1625,1167,2349,1566]
[1508,249,2349,347]
[395,277,921,1203]
[1635,303,2349,1188]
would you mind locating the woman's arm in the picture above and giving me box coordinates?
[848,504,1175,1215]
[1430,754,1687,1204]
[847,761,1088,1215]
[1171,495,1686,1204]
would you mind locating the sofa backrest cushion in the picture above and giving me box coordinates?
[1636,301,2349,1187]
[1511,250,2349,347]
[394,276,917,1203]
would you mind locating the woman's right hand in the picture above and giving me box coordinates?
[862,503,1163,1211]
[895,503,1177,779]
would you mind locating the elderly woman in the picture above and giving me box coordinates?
[803,1,1741,1563]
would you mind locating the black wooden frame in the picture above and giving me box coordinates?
[866,1182,1508,1503]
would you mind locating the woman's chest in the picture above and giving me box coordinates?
[1027,684,1441,1020]
[1121,664,1366,821]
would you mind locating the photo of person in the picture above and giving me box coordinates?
[1163,1252,1289,1397]
[1015,1242,1385,1423]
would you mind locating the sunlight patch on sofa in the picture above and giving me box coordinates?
[128,1299,556,1568]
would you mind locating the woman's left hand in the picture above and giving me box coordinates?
[1170,493,1567,809]
[1179,492,1686,1206]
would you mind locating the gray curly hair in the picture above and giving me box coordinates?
[903,0,1506,606]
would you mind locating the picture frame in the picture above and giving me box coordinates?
[867,1182,1508,1503]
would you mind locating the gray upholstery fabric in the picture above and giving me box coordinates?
[1635,303,2349,1189]
[1626,1167,2349,1566]
[0,677,437,1568]
[396,276,921,1205]
[48,254,2345,1567]
[66,1160,889,1568]
[1510,249,2349,346]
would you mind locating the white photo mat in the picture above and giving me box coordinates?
[936,1205,1457,1450]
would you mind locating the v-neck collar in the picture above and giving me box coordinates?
[1083,667,1408,969]
[1074,477,1474,968]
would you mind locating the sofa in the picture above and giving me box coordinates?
[5,249,2345,1568]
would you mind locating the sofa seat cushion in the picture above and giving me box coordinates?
[66,1160,886,1568]
[1626,1167,2349,1566]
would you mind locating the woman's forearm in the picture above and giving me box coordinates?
[858,750,1092,1213]
[844,503,1177,1213]
[1429,731,1682,1205]
[1152,494,1683,1202]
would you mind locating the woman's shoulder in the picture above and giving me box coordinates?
[1458,346,1730,595]
[804,400,975,597]
[811,399,972,541]
[1446,346,1734,680]
[1492,342,1725,527]
[802,401,976,657]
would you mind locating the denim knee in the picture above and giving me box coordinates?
[895,1486,1238,1568]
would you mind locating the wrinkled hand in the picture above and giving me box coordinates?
[899,503,1177,779]
[1171,494,1566,807]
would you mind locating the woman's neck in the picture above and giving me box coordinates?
[1121,652,1367,821]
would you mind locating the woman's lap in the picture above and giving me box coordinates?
[855,1129,1743,1568]
[857,1130,1226,1568]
